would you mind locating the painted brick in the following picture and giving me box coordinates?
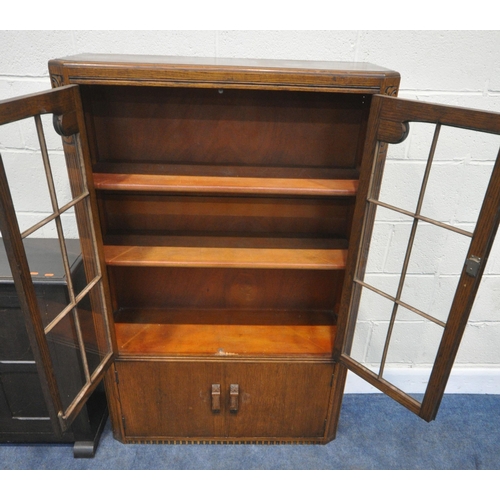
[0,79,51,100]
[382,222,414,273]
[378,160,426,213]
[349,321,371,361]
[403,223,470,276]
[363,321,387,365]
[216,31,358,61]
[385,320,443,366]
[400,275,460,324]
[2,151,53,213]
[457,323,500,364]
[420,162,493,225]
[364,222,394,273]
[0,120,24,150]
[357,286,395,322]
[468,277,500,322]
[72,31,217,57]
[0,31,75,76]
[357,31,500,92]
[483,227,500,275]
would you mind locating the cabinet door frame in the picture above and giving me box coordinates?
[335,94,500,421]
[0,85,116,434]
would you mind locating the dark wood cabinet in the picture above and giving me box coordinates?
[0,55,499,448]
[0,238,107,456]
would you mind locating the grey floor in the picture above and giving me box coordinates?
[1,394,499,469]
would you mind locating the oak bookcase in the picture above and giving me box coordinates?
[0,55,499,447]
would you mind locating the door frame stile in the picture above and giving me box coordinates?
[67,83,121,437]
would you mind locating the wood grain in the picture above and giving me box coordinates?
[93,173,358,197]
[86,86,367,169]
[115,316,335,357]
[43,54,403,443]
[115,361,334,440]
[110,267,343,312]
[99,193,354,238]
[104,245,347,270]
[49,54,400,92]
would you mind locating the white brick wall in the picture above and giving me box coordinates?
[0,31,499,391]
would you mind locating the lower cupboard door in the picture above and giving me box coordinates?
[224,362,334,440]
[116,361,224,439]
[115,361,334,441]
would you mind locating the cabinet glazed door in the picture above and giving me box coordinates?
[335,95,500,421]
[0,86,115,434]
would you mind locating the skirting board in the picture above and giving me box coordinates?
[345,367,500,394]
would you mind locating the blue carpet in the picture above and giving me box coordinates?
[1,394,499,469]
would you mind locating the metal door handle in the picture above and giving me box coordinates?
[229,384,239,413]
[211,384,221,412]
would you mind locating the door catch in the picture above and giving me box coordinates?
[465,256,481,278]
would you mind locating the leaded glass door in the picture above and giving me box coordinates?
[335,95,500,421]
[0,85,115,434]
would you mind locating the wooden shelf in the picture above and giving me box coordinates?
[114,309,335,358]
[104,245,347,270]
[93,172,358,197]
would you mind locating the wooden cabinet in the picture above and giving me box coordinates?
[116,361,333,442]
[0,55,499,447]
[0,238,107,457]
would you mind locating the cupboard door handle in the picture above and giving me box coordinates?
[229,384,239,413]
[211,384,221,412]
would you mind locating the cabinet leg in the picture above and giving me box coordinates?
[72,407,108,459]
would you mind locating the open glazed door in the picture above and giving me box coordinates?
[335,95,500,422]
[0,86,115,435]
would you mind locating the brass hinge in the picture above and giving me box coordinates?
[122,416,126,432]
[114,369,119,385]
[330,372,335,387]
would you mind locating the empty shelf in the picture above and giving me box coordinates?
[93,173,358,197]
[104,245,348,270]
[114,309,336,358]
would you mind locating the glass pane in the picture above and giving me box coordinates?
[76,281,110,376]
[350,285,395,374]
[0,237,34,361]
[0,118,53,234]
[380,122,436,213]
[67,198,101,290]
[22,221,71,329]
[420,125,500,229]
[60,207,94,296]
[45,309,86,411]
[384,308,444,402]
[364,205,413,297]
[400,222,471,324]
[37,114,76,208]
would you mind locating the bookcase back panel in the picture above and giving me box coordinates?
[83,86,368,170]
[100,193,354,240]
[110,267,343,312]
